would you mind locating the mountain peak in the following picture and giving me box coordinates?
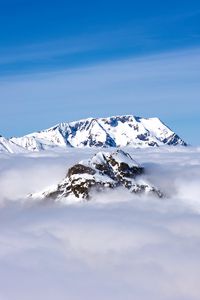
[30,149,163,201]
[4,114,187,153]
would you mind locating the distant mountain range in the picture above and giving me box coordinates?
[0,115,187,153]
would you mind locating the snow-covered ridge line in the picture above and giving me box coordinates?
[0,136,26,154]
[2,115,187,153]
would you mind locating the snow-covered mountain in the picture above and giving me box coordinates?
[30,149,163,202]
[9,115,186,152]
[0,135,26,154]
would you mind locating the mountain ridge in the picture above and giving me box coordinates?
[1,115,187,153]
[0,136,26,154]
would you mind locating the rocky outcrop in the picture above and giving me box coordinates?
[30,150,163,201]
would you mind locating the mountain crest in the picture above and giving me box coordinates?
[1,114,187,153]
[30,149,163,201]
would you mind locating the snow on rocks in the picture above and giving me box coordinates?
[30,149,163,202]
[9,115,187,153]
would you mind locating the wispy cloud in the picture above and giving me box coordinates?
[1,7,200,73]
[0,47,200,144]
[0,39,93,65]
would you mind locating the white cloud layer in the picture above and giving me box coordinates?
[0,147,200,299]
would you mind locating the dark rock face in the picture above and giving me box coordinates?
[67,164,96,177]
[32,150,163,201]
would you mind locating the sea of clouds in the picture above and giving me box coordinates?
[0,147,200,300]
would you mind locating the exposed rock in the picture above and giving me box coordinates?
[30,150,163,202]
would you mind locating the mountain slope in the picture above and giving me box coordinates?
[0,135,26,154]
[10,115,186,152]
[30,149,163,202]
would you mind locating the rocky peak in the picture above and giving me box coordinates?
[30,149,163,202]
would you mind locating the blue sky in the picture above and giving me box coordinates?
[0,0,200,144]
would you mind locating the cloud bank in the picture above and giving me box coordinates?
[0,147,200,300]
